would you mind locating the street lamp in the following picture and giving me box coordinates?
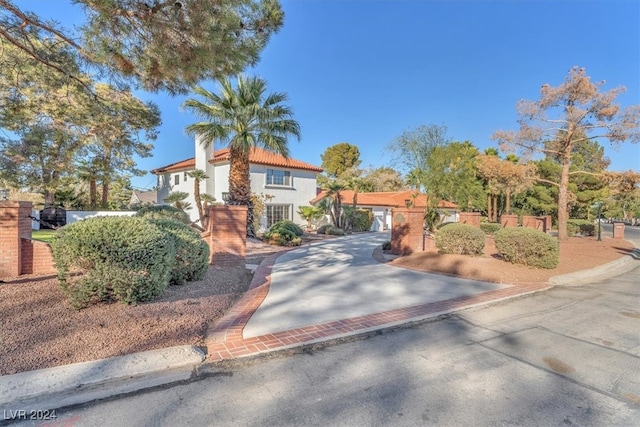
[596,202,602,241]
[0,188,9,201]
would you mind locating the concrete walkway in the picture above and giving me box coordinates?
[243,233,507,337]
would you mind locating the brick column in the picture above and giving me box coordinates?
[391,208,425,255]
[459,212,481,227]
[206,205,247,267]
[500,214,518,228]
[0,201,33,278]
[612,222,625,239]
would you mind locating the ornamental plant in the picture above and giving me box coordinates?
[134,205,191,224]
[150,219,210,285]
[435,223,485,255]
[494,228,559,269]
[50,216,174,308]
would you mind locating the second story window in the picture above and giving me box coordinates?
[266,169,291,186]
[174,174,180,186]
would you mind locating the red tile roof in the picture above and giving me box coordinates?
[152,147,323,174]
[310,190,458,209]
[210,147,323,172]
[150,158,195,174]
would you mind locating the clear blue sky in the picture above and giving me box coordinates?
[13,0,640,190]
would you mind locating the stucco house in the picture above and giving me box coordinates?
[151,140,323,231]
[310,189,459,231]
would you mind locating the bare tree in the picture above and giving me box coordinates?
[492,67,640,240]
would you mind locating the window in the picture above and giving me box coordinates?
[266,169,291,186]
[174,174,180,185]
[266,204,291,228]
[184,171,188,181]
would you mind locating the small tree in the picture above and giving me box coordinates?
[492,67,640,240]
[297,206,324,230]
[164,191,191,212]
[187,169,209,227]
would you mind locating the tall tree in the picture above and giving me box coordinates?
[492,67,640,240]
[0,35,91,206]
[0,0,284,94]
[361,167,405,192]
[387,124,451,194]
[83,83,160,207]
[183,75,301,237]
[320,142,361,179]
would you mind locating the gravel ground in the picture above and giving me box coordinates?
[0,233,632,375]
[0,235,331,375]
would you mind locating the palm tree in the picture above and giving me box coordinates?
[164,191,192,212]
[187,169,209,228]
[183,75,301,237]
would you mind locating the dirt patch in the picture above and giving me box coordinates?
[0,233,335,375]
[543,356,575,374]
[389,236,635,284]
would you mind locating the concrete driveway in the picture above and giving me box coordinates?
[243,232,507,337]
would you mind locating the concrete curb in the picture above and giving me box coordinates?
[1,345,205,412]
[549,247,640,286]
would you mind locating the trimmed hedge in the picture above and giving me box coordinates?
[494,228,559,269]
[567,219,595,236]
[50,216,175,308]
[134,205,190,224]
[150,219,210,285]
[349,209,374,232]
[435,223,485,255]
[263,220,304,246]
[317,224,345,236]
[480,222,502,235]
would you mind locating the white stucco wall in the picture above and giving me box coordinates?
[157,169,200,223]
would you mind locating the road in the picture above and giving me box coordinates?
[10,262,640,427]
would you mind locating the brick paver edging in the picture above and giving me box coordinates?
[204,243,552,362]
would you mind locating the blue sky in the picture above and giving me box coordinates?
[13,0,640,190]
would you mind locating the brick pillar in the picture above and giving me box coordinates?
[391,208,425,255]
[459,212,481,227]
[0,201,33,278]
[206,205,247,267]
[612,222,625,239]
[500,214,518,228]
[522,215,537,230]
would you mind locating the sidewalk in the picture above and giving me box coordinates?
[2,231,638,413]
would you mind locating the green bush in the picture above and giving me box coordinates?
[480,222,502,235]
[345,208,374,232]
[50,216,175,308]
[317,224,331,234]
[134,205,190,225]
[150,219,209,285]
[494,228,559,269]
[263,220,304,246]
[567,219,595,236]
[382,240,391,251]
[438,222,456,230]
[435,223,485,256]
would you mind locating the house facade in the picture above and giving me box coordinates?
[151,139,323,231]
[310,189,459,231]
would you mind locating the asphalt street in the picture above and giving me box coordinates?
[10,262,640,427]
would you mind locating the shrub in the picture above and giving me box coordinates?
[480,222,502,235]
[150,219,210,285]
[438,222,455,230]
[382,240,392,251]
[317,224,345,236]
[567,219,595,236]
[263,220,304,246]
[50,216,174,308]
[344,208,374,232]
[494,228,559,269]
[134,205,190,225]
[435,223,485,255]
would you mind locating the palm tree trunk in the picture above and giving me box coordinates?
[228,147,255,236]
[89,178,97,210]
[505,189,511,215]
[194,179,204,227]
[492,195,498,222]
[487,194,492,222]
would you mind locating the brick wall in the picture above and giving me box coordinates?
[205,205,248,267]
[20,239,56,275]
[391,208,425,255]
[500,214,518,228]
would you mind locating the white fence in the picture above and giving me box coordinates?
[66,210,136,225]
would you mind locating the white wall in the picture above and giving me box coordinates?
[66,210,136,224]
[157,169,200,223]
